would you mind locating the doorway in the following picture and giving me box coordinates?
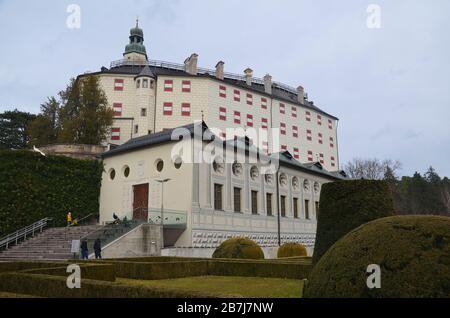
[133,183,149,221]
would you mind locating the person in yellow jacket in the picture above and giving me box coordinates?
[67,212,72,226]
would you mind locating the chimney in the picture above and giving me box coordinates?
[244,68,253,86]
[184,53,198,75]
[215,61,224,80]
[263,74,272,94]
[297,86,305,104]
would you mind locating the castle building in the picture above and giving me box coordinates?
[80,21,340,172]
[91,22,346,257]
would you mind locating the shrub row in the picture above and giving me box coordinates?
[0,273,238,298]
[21,264,116,282]
[0,150,102,237]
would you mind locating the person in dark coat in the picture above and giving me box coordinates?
[93,238,102,259]
[80,240,89,260]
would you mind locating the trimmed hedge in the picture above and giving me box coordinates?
[277,243,308,258]
[111,261,209,280]
[22,264,116,282]
[313,180,395,264]
[212,238,264,260]
[0,150,102,237]
[304,216,450,298]
[0,273,238,298]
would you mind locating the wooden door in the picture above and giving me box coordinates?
[133,183,149,221]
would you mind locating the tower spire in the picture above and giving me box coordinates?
[136,16,139,28]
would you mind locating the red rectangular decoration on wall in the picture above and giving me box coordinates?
[293,125,298,138]
[328,119,333,129]
[318,133,323,144]
[317,115,322,125]
[182,81,191,92]
[261,118,268,129]
[114,79,124,91]
[281,145,287,151]
[261,98,267,110]
[307,129,312,141]
[234,111,241,124]
[234,90,240,102]
[247,114,254,127]
[163,102,173,115]
[113,103,122,116]
[164,80,173,92]
[330,137,334,148]
[280,123,286,135]
[181,103,191,116]
[246,93,253,105]
[306,111,311,122]
[280,103,285,114]
[292,107,297,118]
[319,153,324,164]
[219,85,227,98]
[111,127,120,140]
[331,156,336,167]
[307,150,313,161]
[219,107,227,121]
[293,147,300,159]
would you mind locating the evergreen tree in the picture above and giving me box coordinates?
[28,97,61,145]
[0,109,36,149]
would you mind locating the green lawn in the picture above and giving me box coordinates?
[117,276,304,298]
[0,292,41,298]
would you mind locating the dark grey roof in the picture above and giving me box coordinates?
[101,122,345,180]
[81,64,338,120]
[135,65,155,78]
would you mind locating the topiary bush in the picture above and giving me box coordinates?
[277,243,308,258]
[304,215,450,298]
[313,180,395,264]
[0,150,102,237]
[212,238,264,260]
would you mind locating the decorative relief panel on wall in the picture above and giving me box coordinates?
[192,230,315,248]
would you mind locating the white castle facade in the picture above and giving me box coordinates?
[90,22,345,257]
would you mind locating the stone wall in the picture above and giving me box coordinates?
[40,144,107,160]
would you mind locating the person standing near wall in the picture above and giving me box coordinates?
[94,238,102,259]
[80,240,89,260]
[67,211,72,226]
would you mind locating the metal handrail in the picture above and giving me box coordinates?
[109,58,300,95]
[0,217,52,250]
[67,213,98,227]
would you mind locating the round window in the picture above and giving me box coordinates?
[109,168,116,180]
[155,159,164,172]
[123,166,130,178]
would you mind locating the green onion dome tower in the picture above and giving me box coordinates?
[123,18,147,62]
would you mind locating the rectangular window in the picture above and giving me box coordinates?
[315,201,320,219]
[317,115,322,125]
[328,119,333,129]
[219,107,227,121]
[293,147,300,159]
[261,118,268,129]
[234,90,240,102]
[319,153,324,164]
[305,111,311,122]
[233,187,241,213]
[280,195,286,217]
[293,198,299,218]
[330,137,334,148]
[164,80,173,92]
[163,102,173,116]
[142,79,148,88]
[280,103,285,114]
[261,98,268,110]
[234,111,241,124]
[318,133,323,144]
[246,93,253,105]
[266,193,273,216]
[247,114,253,127]
[182,80,191,93]
[219,85,227,98]
[214,184,223,210]
[307,129,312,141]
[141,108,147,117]
[114,79,124,91]
[292,107,297,118]
[111,127,120,141]
[251,191,258,215]
[134,125,139,134]
[293,125,298,138]
[307,151,313,161]
[113,103,122,116]
[136,80,140,88]
[280,123,286,135]
[181,103,191,116]
[305,200,310,219]
[331,156,336,167]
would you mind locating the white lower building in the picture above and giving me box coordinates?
[99,122,346,257]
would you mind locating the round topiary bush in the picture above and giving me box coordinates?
[212,237,264,260]
[277,243,308,258]
[304,215,450,298]
[313,180,395,264]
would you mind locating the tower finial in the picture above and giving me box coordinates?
[136,16,139,27]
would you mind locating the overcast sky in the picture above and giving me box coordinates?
[0,0,449,177]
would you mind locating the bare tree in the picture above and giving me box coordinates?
[344,158,402,180]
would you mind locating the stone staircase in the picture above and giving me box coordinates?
[0,225,102,261]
